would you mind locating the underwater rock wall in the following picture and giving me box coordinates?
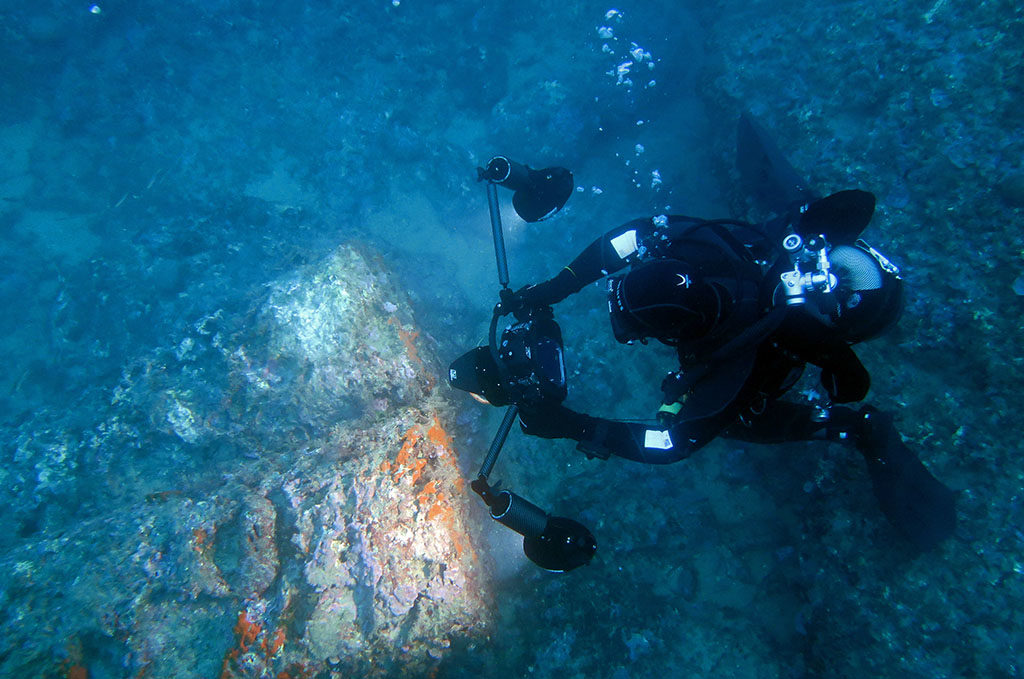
[3,1,1020,677]
[0,243,490,678]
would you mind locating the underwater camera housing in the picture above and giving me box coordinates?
[448,306,567,408]
[446,156,596,573]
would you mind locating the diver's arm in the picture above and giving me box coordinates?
[514,217,679,307]
[525,212,754,308]
[576,418,710,465]
[520,404,722,465]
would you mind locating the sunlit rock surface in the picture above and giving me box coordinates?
[0,244,490,678]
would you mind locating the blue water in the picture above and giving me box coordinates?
[2,1,1022,677]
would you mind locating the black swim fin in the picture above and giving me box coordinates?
[736,112,816,215]
[857,407,957,551]
[797,189,876,245]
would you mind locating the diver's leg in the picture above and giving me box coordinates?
[723,401,956,550]
[719,400,836,444]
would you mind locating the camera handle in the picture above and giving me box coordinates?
[469,404,595,572]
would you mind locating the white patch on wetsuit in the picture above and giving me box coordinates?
[644,429,673,450]
[610,229,639,259]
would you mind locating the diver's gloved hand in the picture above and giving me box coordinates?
[520,407,632,461]
[519,405,590,440]
[575,418,636,460]
[498,285,537,320]
[499,268,580,319]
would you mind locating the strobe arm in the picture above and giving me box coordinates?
[477,156,574,224]
[486,182,510,289]
[470,476,596,573]
[477,406,519,481]
[469,406,596,572]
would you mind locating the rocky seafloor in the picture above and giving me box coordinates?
[692,1,1024,676]
[1,1,1022,678]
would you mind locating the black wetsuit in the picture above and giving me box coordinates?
[516,214,871,464]
[505,196,954,549]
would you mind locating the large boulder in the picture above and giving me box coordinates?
[0,244,491,678]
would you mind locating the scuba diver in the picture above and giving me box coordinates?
[514,116,952,550]
[449,114,956,569]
